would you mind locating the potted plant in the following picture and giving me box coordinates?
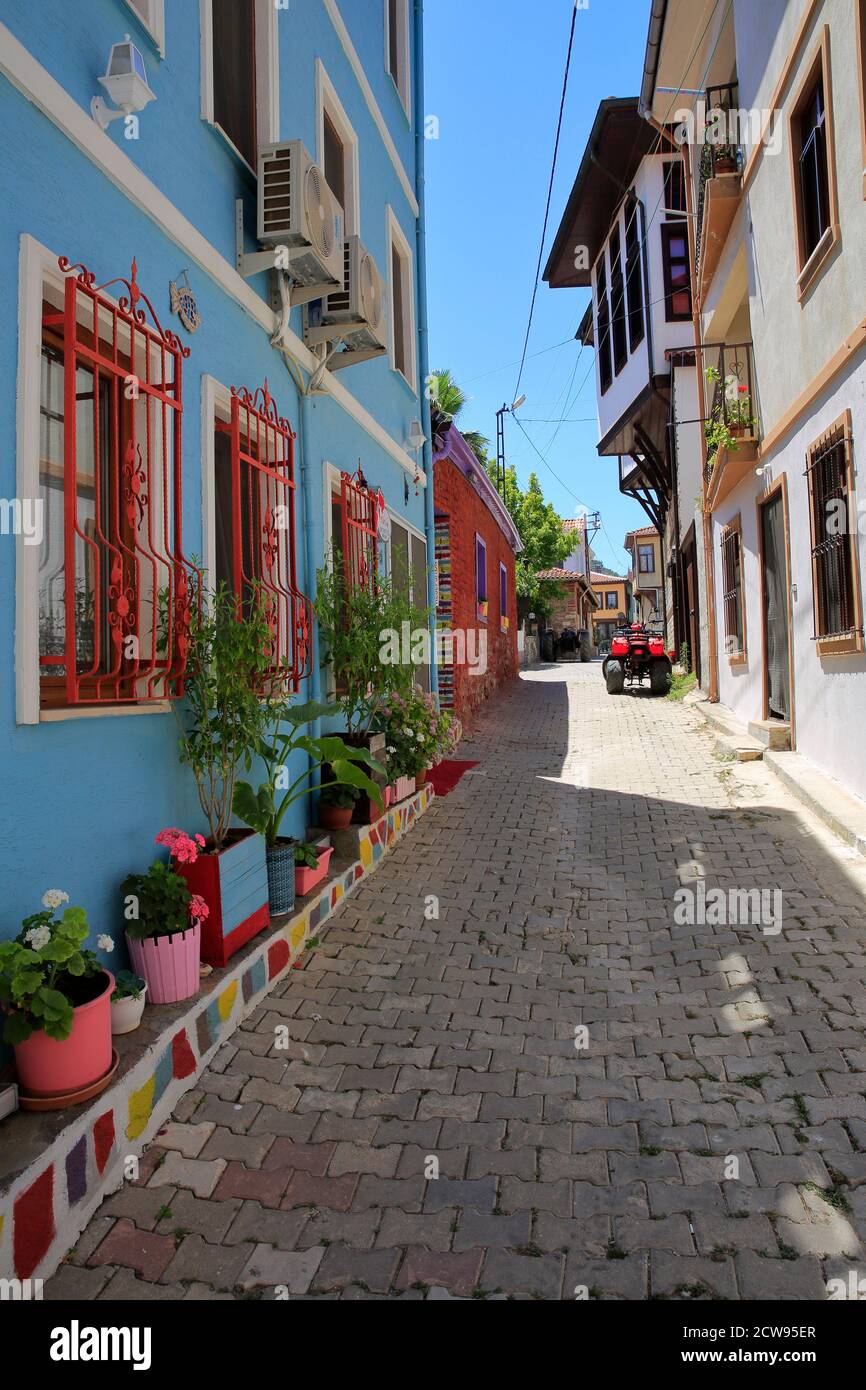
[232,699,386,915]
[111,970,147,1035]
[378,687,457,793]
[0,892,115,1103]
[294,840,335,897]
[319,782,360,830]
[176,581,276,966]
[123,833,209,1004]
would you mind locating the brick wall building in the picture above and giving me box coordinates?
[433,428,522,724]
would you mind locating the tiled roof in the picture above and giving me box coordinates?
[563,518,584,532]
[591,571,628,584]
[537,567,581,581]
[623,525,659,540]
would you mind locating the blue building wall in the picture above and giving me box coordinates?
[0,0,428,978]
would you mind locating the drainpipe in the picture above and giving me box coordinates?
[298,388,323,712]
[413,0,439,698]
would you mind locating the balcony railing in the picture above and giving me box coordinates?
[695,82,743,283]
[698,340,760,485]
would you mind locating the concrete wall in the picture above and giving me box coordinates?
[433,456,518,724]
[0,1,428,969]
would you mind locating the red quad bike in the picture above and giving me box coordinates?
[602,622,673,696]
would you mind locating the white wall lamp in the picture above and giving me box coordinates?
[404,419,426,454]
[91,36,156,131]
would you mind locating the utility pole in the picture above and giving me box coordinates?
[495,395,526,497]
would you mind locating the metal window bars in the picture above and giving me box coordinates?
[805,426,858,640]
[340,469,378,593]
[40,256,196,706]
[223,381,312,694]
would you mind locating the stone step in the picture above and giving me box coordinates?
[748,719,792,751]
[691,698,765,761]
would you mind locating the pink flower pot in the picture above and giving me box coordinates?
[295,846,334,897]
[13,970,114,1098]
[127,923,200,1005]
[390,776,416,803]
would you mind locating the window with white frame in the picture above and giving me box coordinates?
[385,0,410,114]
[387,210,416,389]
[317,63,360,237]
[202,0,279,170]
[126,0,165,55]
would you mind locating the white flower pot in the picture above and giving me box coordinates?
[110,984,147,1035]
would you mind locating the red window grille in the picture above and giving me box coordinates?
[217,381,311,693]
[40,256,194,707]
[340,469,378,592]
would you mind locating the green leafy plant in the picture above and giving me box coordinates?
[0,892,104,1044]
[314,562,431,734]
[232,698,385,848]
[122,861,207,941]
[377,686,458,779]
[112,970,146,1002]
[294,842,319,869]
[319,782,360,809]
[177,578,276,849]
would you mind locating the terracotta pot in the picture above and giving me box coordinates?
[13,969,114,1097]
[416,768,429,787]
[320,804,353,830]
[295,846,334,897]
[110,983,147,1035]
[127,923,200,1005]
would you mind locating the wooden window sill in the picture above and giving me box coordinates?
[40,702,173,722]
[797,223,840,301]
[728,653,748,667]
[815,633,864,657]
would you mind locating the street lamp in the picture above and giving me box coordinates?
[495,395,525,498]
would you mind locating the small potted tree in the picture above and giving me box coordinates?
[110,970,147,1035]
[232,699,385,914]
[0,892,115,1105]
[319,782,360,830]
[123,831,209,1005]
[175,582,275,966]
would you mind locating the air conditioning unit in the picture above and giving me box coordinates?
[313,235,388,353]
[256,140,344,290]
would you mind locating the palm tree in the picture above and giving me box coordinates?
[428,368,490,464]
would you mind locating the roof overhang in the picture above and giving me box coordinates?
[543,98,659,290]
[640,0,732,126]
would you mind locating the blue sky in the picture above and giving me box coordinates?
[424,0,653,574]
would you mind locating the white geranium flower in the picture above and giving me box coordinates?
[97,935,115,953]
[41,889,69,910]
[25,925,52,950]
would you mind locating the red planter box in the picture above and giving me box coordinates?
[177,831,270,967]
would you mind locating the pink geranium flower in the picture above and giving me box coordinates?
[156,827,204,865]
[188,895,210,924]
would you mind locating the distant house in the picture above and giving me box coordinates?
[536,569,599,646]
[590,573,633,653]
[433,426,522,723]
[624,526,663,624]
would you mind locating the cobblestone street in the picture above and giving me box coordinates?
[46,664,866,1301]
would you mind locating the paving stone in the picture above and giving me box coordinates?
[161,1235,254,1290]
[223,1200,310,1249]
[480,1248,564,1299]
[199,1128,275,1167]
[261,1138,336,1177]
[376,1208,456,1251]
[735,1250,829,1300]
[238,1243,325,1293]
[328,1142,402,1178]
[284,1171,360,1211]
[212,1161,289,1207]
[147,1152,227,1199]
[564,1253,649,1300]
[395,1247,484,1296]
[43,1264,114,1300]
[87,1219,176,1282]
[312,1244,401,1293]
[152,1121,216,1157]
[452,1210,532,1252]
[650,1251,737,1300]
[195,1097,264,1133]
[692,1212,776,1255]
[154,1189,242,1243]
[239,1077,302,1112]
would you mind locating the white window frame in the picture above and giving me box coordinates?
[199,0,279,173]
[200,374,233,587]
[316,60,361,238]
[125,0,166,57]
[383,509,427,603]
[16,235,175,724]
[384,0,411,117]
[386,205,417,392]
